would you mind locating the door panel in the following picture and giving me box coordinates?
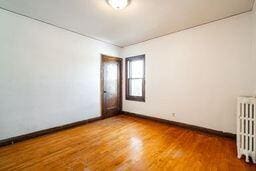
[101,55,122,118]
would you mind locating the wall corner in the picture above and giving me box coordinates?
[253,0,256,13]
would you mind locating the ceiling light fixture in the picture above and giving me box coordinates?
[107,0,129,10]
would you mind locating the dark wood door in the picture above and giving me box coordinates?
[101,55,122,118]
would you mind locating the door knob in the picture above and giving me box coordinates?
[104,91,107,93]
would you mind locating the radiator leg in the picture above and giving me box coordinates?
[237,149,242,159]
[252,155,256,164]
[245,155,249,163]
[237,152,242,159]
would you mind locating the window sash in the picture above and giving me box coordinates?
[128,78,143,97]
[128,59,144,79]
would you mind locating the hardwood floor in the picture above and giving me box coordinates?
[0,115,255,171]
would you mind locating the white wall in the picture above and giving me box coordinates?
[0,9,121,140]
[122,12,255,134]
[253,3,256,95]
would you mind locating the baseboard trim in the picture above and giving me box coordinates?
[0,116,102,147]
[0,112,235,147]
[122,111,236,139]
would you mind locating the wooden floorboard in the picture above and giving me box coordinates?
[0,115,255,171]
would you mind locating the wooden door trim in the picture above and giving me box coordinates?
[100,54,123,118]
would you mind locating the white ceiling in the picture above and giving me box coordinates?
[0,0,254,47]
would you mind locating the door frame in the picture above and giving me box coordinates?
[100,54,123,118]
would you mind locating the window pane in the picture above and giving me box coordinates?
[129,60,143,78]
[129,79,142,96]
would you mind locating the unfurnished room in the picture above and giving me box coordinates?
[0,0,256,170]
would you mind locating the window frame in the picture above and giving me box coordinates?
[125,55,145,102]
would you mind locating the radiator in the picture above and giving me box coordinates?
[237,96,256,163]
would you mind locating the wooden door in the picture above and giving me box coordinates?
[101,55,122,118]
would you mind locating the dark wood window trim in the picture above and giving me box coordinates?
[125,55,145,102]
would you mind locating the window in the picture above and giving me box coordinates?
[125,55,145,102]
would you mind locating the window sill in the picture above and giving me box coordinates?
[126,97,145,102]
